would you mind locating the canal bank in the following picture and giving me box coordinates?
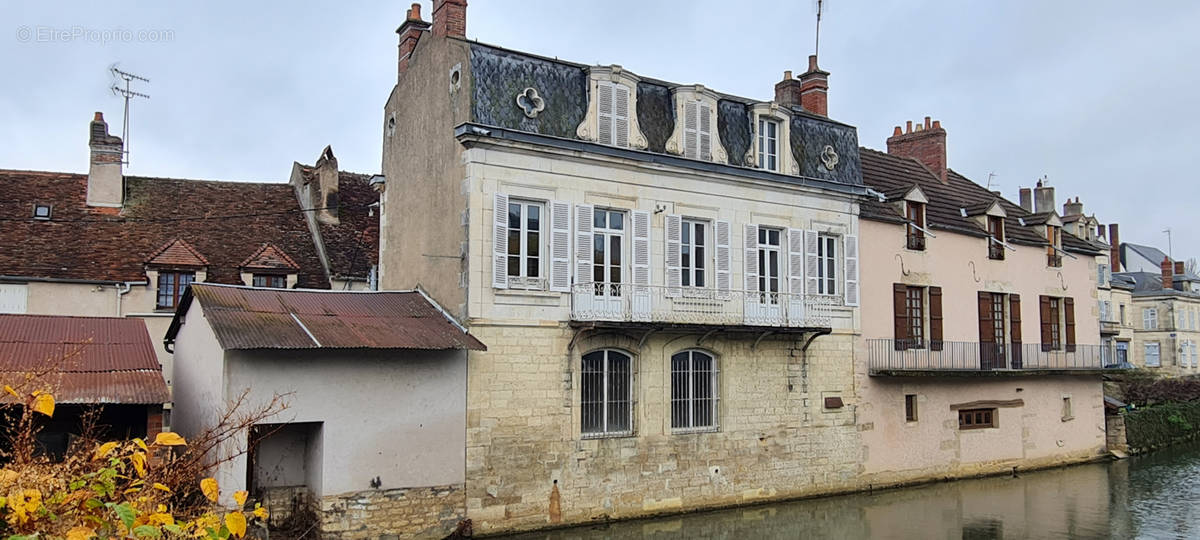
[497,439,1200,539]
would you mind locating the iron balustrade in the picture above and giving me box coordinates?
[867,339,1107,372]
[570,283,837,327]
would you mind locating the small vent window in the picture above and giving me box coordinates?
[33,204,52,220]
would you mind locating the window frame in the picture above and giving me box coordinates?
[591,208,627,295]
[756,227,783,300]
[905,286,925,348]
[1145,342,1161,367]
[905,394,918,422]
[670,350,719,433]
[906,202,926,251]
[156,271,195,310]
[506,199,547,289]
[580,349,634,438]
[1143,308,1158,330]
[1046,225,1063,267]
[987,216,1005,260]
[958,408,997,430]
[680,219,708,289]
[757,117,780,172]
[1049,298,1062,350]
[816,233,838,296]
[32,203,52,220]
[252,274,287,289]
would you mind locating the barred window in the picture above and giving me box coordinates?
[670,350,717,431]
[581,349,632,437]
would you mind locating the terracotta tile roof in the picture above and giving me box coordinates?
[295,165,379,281]
[0,314,168,404]
[146,238,209,267]
[239,243,300,271]
[858,149,1103,255]
[0,169,331,287]
[166,284,485,351]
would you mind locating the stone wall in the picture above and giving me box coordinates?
[319,484,465,539]
[1106,413,1128,454]
[464,323,862,535]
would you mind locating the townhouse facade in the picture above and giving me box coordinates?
[1118,260,1200,374]
[380,1,874,534]
[855,121,1110,484]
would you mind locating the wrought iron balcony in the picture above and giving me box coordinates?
[570,283,836,328]
[868,339,1109,375]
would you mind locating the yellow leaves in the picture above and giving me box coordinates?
[153,432,187,446]
[32,392,55,417]
[224,511,247,538]
[22,488,42,514]
[133,438,148,451]
[191,514,220,537]
[3,385,17,398]
[200,477,219,503]
[66,526,96,540]
[152,483,172,493]
[233,490,247,506]
[94,441,119,461]
[130,451,147,477]
[149,511,175,526]
[252,505,268,520]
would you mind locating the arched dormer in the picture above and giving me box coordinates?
[664,85,728,164]
[747,103,797,175]
[575,66,649,150]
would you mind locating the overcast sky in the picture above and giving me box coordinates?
[3,1,1198,261]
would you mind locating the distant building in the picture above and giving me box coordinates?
[1116,260,1200,375]
[0,113,379,424]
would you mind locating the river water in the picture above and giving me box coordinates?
[503,441,1200,539]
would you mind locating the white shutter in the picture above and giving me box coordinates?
[0,284,28,314]
[844,234,859,306]
[575,204,594,286]
[744,224,759,292]
[550,201,571,292]
[715,220,731,299]
[613,84,630,148]
[632,210,651,321]
[665,215,682,297]
[597,83,614,145]
[787,228,806,325]
[699,103,712,161]
[683,102,698,159]
[804,230,820,295]
[492,193,509,289]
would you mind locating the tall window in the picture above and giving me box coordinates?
[906,202,926,250]
[988,216,1005,260]
[906,286,924,348]
[1120,304,1127,325]
[252,274,286,288]
[670,350,717,431]
[597,81,630,148]
[1143,308,1158,330]
[681,220,707,288]
[592,209,625,295]
[1144,342,1161,367]
[817,234,838,295]
[1046,226,1062,267]
[757,118,779,171]
[991,293,1007,349]
[157,271,195,310]
[757,228,782,302]
[507,200,544,286]
[905,394,918,422]
[1048,298,1062,350]
[581,350,632,437]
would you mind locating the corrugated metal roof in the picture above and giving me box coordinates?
[169,284,486,351]
[0,314,168,404]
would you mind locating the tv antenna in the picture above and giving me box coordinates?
[109,65,150,166]
[1163,227,1173,260]
[814,0,825,58]
[986,172,998,191]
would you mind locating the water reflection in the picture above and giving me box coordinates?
[502,441,1200,540]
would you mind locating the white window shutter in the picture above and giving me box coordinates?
[575,204,594,286]
[715,220,731,299]
[633,210,651,286]
[699,103,712,161]
[844,234,859,306]
[614,84,630,148]
[804,229,819,295]
[492,193,509,289]
[665,214,682,297]
[683,102,698,159]
[0,284,28,314]
[787,228,806,325]
[744,224,759,292]
[550,201,572,292]
[598,83,614,145]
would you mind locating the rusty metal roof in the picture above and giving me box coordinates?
[0,314,169,405]
[167,284,486,351]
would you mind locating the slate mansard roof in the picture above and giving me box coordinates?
[461,40,865,193]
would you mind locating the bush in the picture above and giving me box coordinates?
[1124,400,1200,451]
[1120,375,1200,407]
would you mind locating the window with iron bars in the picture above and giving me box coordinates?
[581,349,632,437]
[670,350,717,432]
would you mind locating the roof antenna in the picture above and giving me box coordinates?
[109,64,150,167]
[986,172,998,191]
[814,0,825,58]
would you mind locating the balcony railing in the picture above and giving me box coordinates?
[570,283,836,327]
[906,233,926,251]
[868,339,1107,373]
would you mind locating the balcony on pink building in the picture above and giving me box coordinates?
[867,339,1121,376]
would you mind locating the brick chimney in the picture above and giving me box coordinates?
[774,70,801,109]
[1033,180,1055,214]
[87,112,124,208]
[887,117,948,184]
[1162,257,1174,291]
[774,55,830,116]
[312,146,340,225]
[1063,196,1083,217]
[1108,224,1120,271]
[1019,188,1033,213]
[396,3,430,78]
[1175,261,1185,275]
[432,0,467,39]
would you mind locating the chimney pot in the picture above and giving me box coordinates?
[905,120,912,133]
[924,116,931,129]
[87,112,124,208]
[931,120,941,129]
[783,70,793,80]
[93,111,104,122]
[892,126,902,136]
[807,54,819,71]
[1175,261,1185,274]
[887,116,948,183]
[432,0,467,39]
[1108,224,1121,271]
[408,2,421,20]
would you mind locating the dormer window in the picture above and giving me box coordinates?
[988,216,1005,260]
[757,118,779,171]
[1047,225,1062,267]
[576,66,649,150]
[252,274,287,288]
[682,101,712,161]
[597,81,630,148]
[32,204,52,220]
[906,201,926,251]
[157,271,194,310]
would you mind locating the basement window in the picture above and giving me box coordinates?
[958,408,996,430]
[33,204,52,220]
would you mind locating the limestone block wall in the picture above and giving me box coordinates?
[319,484,465,540]
[464,323,862,535]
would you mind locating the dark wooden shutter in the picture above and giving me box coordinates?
[929,287,944,351]
[894,284,909,351]
[1009,294,1023,368]
[1064,297,1076,352]
[979,291,995,369]
[1039,295,1053,352]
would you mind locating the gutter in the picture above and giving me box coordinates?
[114,281,143,317]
